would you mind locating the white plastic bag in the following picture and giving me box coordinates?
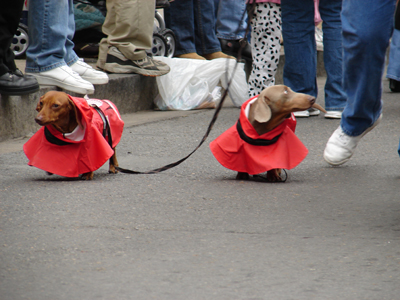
[154,56,247,110]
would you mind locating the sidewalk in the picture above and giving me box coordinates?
[0,51,326,144]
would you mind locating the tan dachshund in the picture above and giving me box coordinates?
[237,85,326,182]
[31,91,122,180]
[210,85,326,182]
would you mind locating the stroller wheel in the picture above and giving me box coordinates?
[11,23,29,58]
[160,29,176,58]
[150,33,168,57]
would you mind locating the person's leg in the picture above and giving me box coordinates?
[103,0,169,75]
[97,0,117,69]
[64,0,79,66]
[281,0,317,117]
[195,0,232,59]
[105,0,153,61]
[215,0,251,61]
[0,0,24,75]
[0,0,39,95]
[341,0,395,135]
[387,29,400,91]
[64,0,108,85]
[26,0,75,72]
[324,0,396,165]
[164,0,198,56]
[248,2,282,97]
[215,0,247,40]
[318,0,346,114]
[26,0,94,94]
[387,5,400,92]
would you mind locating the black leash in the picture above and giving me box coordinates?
[115,87,229,174]
[115,3,256,175]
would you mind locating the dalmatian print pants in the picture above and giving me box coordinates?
[248,2,282,97]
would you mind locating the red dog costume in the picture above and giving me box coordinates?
[210,96,308,175]
[23,96,124,178]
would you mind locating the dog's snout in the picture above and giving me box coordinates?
[35,115,44,125]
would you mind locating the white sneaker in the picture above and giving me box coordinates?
[323,114,382,166]
[70,58,109,85]
[27,65,94,94]
[324,111,342,119]
[293,110,310,117]
[293,108,320,118]
[309,108,321,116]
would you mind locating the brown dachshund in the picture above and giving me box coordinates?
[31,91,122,180]
[35,91,82,133]
[238,85,326,182]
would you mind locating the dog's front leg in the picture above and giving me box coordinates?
[236,172,250,180]
[81,172,94,180]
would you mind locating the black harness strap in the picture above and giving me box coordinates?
[236,120,282,146]
[91,105,117,167]
[91,105,113,147]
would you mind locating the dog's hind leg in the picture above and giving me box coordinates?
[109,147,119,174]
[266,168,282,182]
[252,168,285,182]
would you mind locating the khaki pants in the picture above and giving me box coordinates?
[97,0,155,68]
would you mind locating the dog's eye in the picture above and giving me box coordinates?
[283,89,288,95]
[52,104,60,108]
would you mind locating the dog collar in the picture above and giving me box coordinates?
[44,127,73,146]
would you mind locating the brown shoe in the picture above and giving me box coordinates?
[176,53,206,60]
[203,51,236,60]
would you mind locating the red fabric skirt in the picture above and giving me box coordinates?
[23,96,124,177]
[210,97,308,175]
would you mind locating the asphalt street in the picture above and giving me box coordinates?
[0,78,399,300]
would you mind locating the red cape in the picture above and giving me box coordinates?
[23,96,124,177]
[209,96,308,175]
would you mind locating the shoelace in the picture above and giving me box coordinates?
[77,58,93,69]
[61,65,83,78]
[336,129,352,145]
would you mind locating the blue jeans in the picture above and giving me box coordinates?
[281,0,346,112]
[214,0,247,40]
[340,0,396,137]
[164,0,220,56]
[25,0,78,72]
[387,29,400,81]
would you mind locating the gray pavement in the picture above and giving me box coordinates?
[0,77,399,300]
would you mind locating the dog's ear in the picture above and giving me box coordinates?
[68,98,83,129]
[36,95,45,112]
[253,96,272,123]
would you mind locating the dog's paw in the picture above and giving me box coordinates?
[81,172,94,180]
[108,166,119,174]
[236,172,250,180]
[252,169,287,183]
